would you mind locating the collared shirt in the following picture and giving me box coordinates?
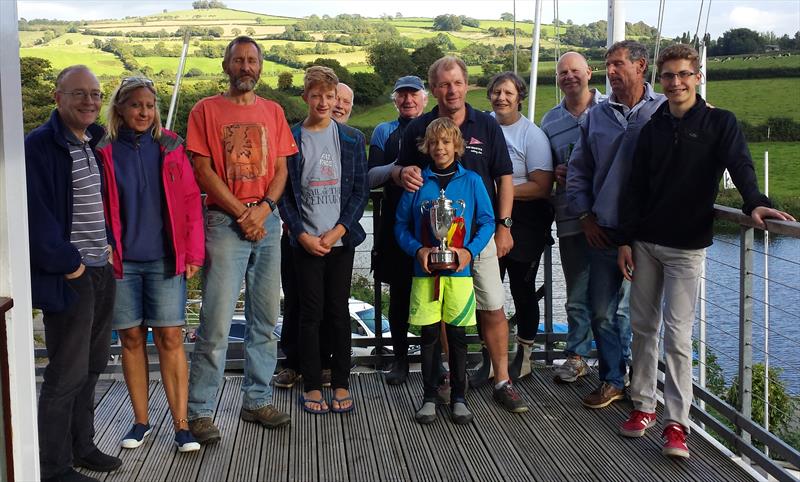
[397,103,513,210]
[67,129,109,267]
[566,83,666,231]
[541,88,606,237]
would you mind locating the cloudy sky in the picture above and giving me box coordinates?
[16,0,800,39]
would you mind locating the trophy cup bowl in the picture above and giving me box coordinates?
[421,190,465,271]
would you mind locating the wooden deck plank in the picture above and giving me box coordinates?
[382,372,443,481]
[60,369,758,482]
[196,377,241,482]
[358,372,411,481]
[257,376,294,482]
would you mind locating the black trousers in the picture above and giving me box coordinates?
[294,246,354,391]
[280,233,333,371]
[420,322,467,403]
[38,264,115,478]
[498,256,542,341]
[387,268,412,360]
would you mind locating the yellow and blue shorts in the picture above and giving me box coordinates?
[408,276,477,327]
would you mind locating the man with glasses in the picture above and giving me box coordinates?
[566,40,665,410]
[26,65,121,482]
[186,36,298,443]
[617,44,794,459]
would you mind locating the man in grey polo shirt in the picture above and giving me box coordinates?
[566,40,666,409]
[26,65,121,482]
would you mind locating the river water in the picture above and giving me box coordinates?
[355,214,800,394]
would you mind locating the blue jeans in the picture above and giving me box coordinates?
[588,245,631,389]
[188,209,281,418]
[560,234,630,361]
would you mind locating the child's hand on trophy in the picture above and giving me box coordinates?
[416,247,433,274]
[452,247,472,272]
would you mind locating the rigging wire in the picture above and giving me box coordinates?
[693,0,705,49]
[650,0,666,85]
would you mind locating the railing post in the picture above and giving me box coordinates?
[371,193,385,368]
[738,225,754,449]
[698,261,706,428]
[543,242,554,365]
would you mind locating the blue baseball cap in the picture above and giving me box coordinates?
[393,75,424,93]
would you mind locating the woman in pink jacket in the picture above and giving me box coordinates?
[97,77,204,452]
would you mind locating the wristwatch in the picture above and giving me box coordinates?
[262,196,277,212]
[496,217,513,228]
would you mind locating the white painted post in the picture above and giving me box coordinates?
[606,0,626,95]
[0,1,41,479]
[166,32,190,132]
[527,0,542,119]
[763,150,770,458]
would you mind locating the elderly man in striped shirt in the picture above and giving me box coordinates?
[26,65,120,482]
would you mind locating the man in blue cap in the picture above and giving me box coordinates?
[368,75,428,385]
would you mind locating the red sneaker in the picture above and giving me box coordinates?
[620,410,656,438]
[662,423,690,459]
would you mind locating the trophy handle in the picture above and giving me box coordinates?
[420,199,431,214]
[455,200,466,217]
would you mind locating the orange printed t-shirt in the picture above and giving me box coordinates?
[186,94,298,206]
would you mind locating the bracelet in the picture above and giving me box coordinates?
[578,212,591,221]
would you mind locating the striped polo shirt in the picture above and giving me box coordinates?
[68,131,108,267]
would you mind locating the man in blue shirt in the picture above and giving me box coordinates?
[566,40,666,409]
[396,56,527,413]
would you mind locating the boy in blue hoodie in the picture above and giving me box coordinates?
[395,118,494,425]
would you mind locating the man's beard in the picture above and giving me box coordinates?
[231,74,258,92]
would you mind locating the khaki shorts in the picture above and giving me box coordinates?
[408,276,477,327]
[472,236,505,311]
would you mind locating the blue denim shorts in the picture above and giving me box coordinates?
[112,258,187,330]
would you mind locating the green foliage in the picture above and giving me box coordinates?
[351,72,385,106]
[268,24,313,42]
[192,0,227,9]
[20,57,54,134]
[713,28,765,56]
[500,12,514,22]
[306,58,353,86]
[349,273,389,317]
[277,71,293,91]
[726,363,794,432]
[433,14,462,32]
[410,43,444,80]
[367,41,414,85]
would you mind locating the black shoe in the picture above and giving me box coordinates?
[469,346,491,387]
[385,358,408,385]
[43,468,100,482]
[73,448,122,472]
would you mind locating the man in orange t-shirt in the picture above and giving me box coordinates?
[185,36,298,444]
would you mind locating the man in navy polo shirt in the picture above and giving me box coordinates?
[395,56,527,413]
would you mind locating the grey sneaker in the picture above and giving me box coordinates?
[240,405,290,429]
[553,357,589,383]
[188,417,221,445]
[492,382,528,413]
[274,368,302,388]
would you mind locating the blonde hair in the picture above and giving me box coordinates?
[106,77,161,140]
[303,65,339,92]
[417,117,465,158]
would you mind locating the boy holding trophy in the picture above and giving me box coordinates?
[395,118,494,425]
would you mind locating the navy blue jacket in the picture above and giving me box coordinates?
[279,120,369,248]
[25,110,113,312]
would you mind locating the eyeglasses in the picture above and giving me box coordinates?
[59,90,103,101]
[120,77,154,88]
[659,71,696,81]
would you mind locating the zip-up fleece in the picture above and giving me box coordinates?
[619,96,771,249]
[96,128,205,278]
[395,163,495,278]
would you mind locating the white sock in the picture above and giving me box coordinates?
[494,379,510,390]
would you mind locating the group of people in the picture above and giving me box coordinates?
[26,34,794,482]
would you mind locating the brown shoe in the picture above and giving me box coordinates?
[240,405,290,429]
[582,382,624,409]
[274,368,302,388]
[188,417,221,445]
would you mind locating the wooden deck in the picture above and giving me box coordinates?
[75,368,754,482]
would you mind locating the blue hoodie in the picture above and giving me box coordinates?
[395,163,495,278]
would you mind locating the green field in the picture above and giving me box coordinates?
[20,46,123,75]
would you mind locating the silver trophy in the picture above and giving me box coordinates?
[420,189,466,271]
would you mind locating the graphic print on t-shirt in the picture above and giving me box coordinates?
[304,146,340,205]
[221,123,268,183]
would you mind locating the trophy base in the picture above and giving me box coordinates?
[429,250,458,271]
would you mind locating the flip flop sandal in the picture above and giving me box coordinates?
[331,395,355,413]
[299,394,330,414]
